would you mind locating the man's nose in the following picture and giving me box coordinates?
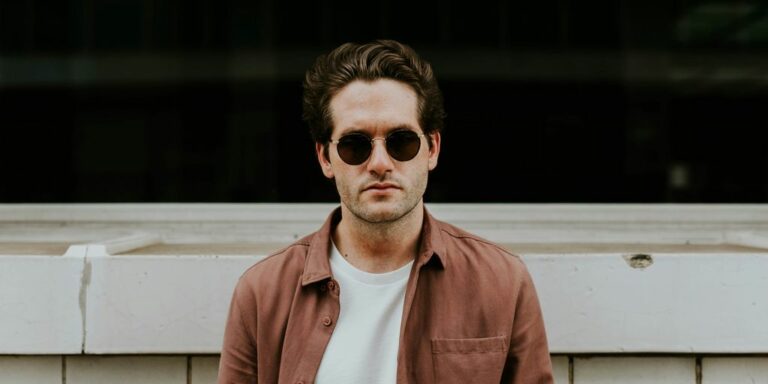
[366,138,394,175]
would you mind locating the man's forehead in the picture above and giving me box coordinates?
[331,78,417,102]
[329,79,420,135]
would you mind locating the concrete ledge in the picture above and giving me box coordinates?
[85,255,261,354]
[1,204,767,355]
[530,253,768,353]
[0,256,82,354]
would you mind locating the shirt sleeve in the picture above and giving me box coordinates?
[218,279,259,384]
[502,262,555,384]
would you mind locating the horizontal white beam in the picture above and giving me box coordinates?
[1,204,767,354]
[0,256,83,354]
[530,253,768,353]
[85,255,262,354]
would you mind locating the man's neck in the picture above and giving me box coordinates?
[332,202,424,273]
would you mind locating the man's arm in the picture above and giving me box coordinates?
[218,281,259,384]
[502,263,554,384]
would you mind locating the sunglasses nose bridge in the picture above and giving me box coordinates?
[366,137,395,166]
[369,137,387,144]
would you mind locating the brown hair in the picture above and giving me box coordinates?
[302,39,445,155]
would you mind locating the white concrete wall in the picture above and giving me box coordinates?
[0,356,61,384]
[85,255,260,354]
[573,357,696,383]
[1,204,767,383]
[531,253,768,353]
[4,354,768,384]
[0,257,82,354]
[0,355,567,384]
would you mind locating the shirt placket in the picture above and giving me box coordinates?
[289,278,340,384]
[396,256,431,384]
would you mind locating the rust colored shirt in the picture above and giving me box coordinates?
[218,207,554,384]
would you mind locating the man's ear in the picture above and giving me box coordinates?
[427,131,441,171]
[316,142,335,179]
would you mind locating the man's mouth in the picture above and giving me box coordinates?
[365,183,399,191]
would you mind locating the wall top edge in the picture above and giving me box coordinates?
[1,203,767,223]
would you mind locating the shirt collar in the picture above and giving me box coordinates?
[300,208,339,286]
[301,205,446,287]
[418,206,447,269]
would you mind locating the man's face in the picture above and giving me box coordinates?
[316,79,440,223]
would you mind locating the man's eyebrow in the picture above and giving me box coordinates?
[389,124,419,132]
[337,124,420,136]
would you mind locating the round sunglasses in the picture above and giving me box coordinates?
[330,130,426,165]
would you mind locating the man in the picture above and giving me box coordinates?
[218,39,554,384]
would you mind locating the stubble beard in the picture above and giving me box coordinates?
[339,172,428,225]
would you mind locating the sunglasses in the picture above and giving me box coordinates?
[329,130,426,165]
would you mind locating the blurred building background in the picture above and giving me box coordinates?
[1,0,767,203]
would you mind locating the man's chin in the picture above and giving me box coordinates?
[362,209,399,223]
[354,202,404,223]
[357,198,423,224]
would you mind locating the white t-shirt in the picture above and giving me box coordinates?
[314,241,413,384]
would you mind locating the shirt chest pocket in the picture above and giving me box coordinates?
[431,335,507,384]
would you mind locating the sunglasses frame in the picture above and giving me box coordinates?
[329,130,427,165]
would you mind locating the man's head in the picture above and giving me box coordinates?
[302,39,445,159]
[303,40,444,224]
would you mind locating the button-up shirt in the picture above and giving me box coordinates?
[218,207,554,384]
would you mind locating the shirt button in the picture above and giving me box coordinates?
[322,316,332,326]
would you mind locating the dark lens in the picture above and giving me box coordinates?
[337,134,372,165]
[386,131,422,161]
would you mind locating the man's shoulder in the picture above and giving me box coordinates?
[238,232,316,288]
[432,218,525,270]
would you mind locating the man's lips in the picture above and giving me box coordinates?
[364,183,400,191]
